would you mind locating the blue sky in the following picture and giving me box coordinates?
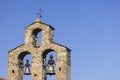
[0,0,120,80]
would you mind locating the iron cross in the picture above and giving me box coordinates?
[37,8,43,18]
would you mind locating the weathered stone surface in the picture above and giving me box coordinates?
[0,78,6,80]
[8,18,71,80]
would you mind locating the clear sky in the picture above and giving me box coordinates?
[0,0,120,80]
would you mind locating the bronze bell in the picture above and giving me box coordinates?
[46,55,55,75]
[24,59,31,75]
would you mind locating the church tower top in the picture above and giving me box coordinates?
[8,14,71,80]
[35,18,42,22]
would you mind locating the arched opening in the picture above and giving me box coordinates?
[37,31,42,46]
[18,51,32,80]
[42,49,56,80]
[32,28,42,47]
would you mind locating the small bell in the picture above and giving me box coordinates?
[46,55,55,75]
[24,59,31,75]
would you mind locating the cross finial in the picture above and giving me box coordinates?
[37,8,43,18]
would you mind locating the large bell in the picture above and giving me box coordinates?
[46,55,55,75]
[46,64,55,75]
[24,59,31,75]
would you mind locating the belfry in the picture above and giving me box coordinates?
[8,18,71,80]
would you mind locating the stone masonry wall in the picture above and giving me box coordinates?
[8,18,71,80]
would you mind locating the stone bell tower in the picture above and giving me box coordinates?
[8,18,71,80]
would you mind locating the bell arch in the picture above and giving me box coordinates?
[42,49,55,59]
[31,28,42,47]
[42,49,57,80]
[18,51,32,80]
[18,51,32,60]
[41,43,70,80]
[25,20,54,45]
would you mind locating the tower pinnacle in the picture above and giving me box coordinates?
[35,18,41,22]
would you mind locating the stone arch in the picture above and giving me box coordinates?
[18,51,33,80]
[42,49,55,58]
[25,21,54,45]
[18,51,32,60]
[41,49,57,80]
[31,28,42,47]
[32,28,42,36]
[18,51,33,69]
